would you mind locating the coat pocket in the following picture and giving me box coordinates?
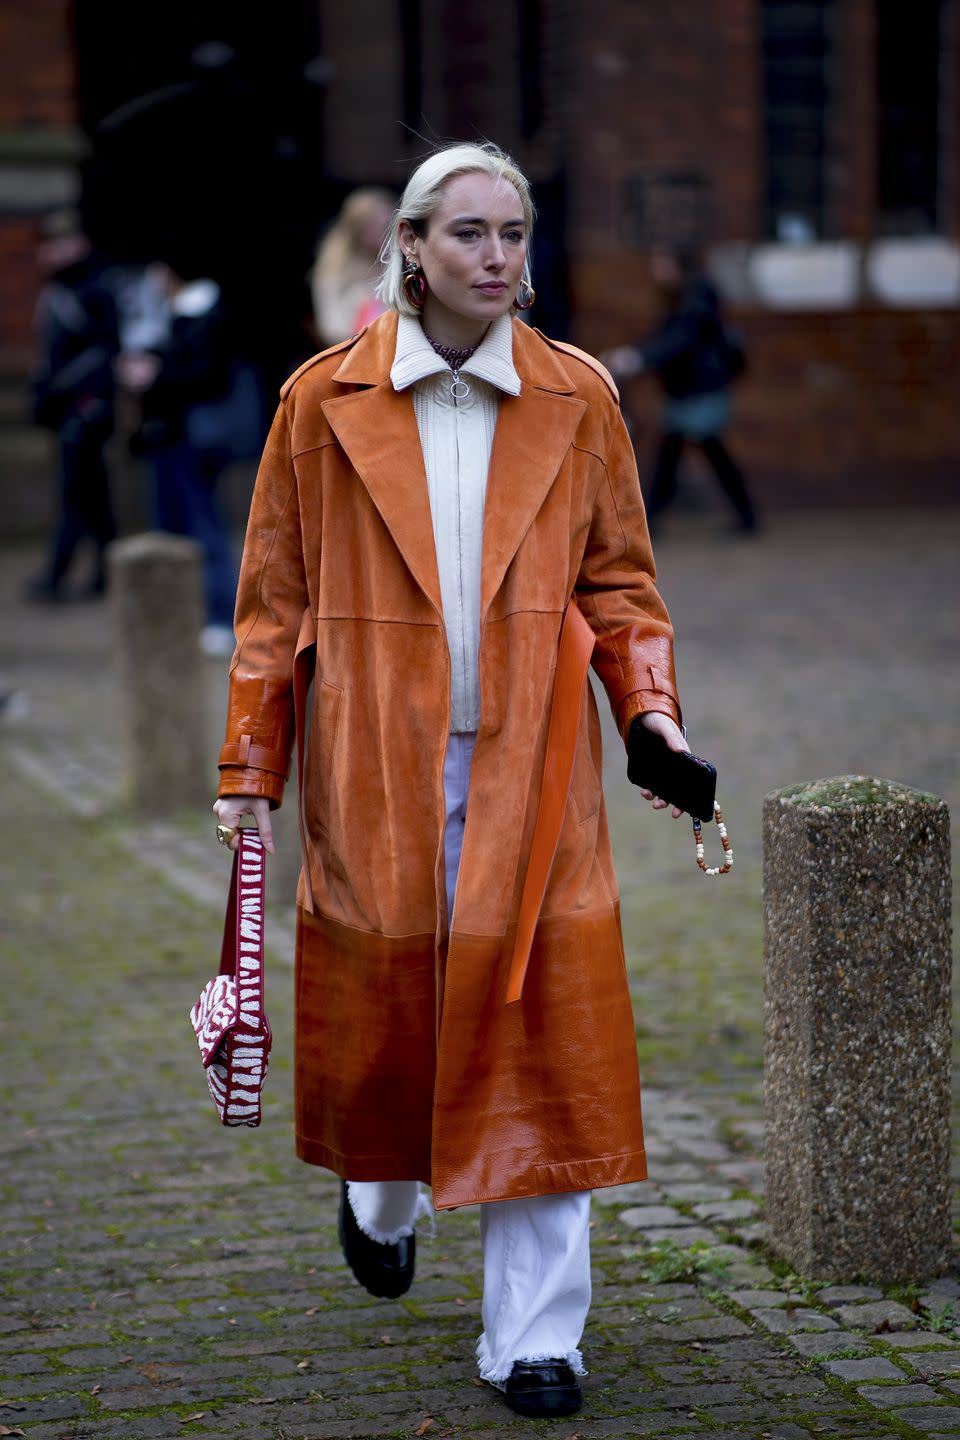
[305,678,343,835]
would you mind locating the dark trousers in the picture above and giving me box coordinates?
[149,442,236,627]
[648,431,756,529]
[48,425,116,591]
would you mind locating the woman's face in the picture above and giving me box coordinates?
[399,171,527,338]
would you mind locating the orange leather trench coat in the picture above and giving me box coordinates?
[218,311,682,1209]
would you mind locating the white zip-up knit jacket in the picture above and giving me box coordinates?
[390,312,521,733]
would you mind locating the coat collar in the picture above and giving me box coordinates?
[332,309,576,395]
[322,311,585,621]
[389,312,521,396]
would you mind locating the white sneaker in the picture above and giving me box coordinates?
[200,625,235,658]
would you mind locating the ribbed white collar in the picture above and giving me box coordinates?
[390,312,521,396]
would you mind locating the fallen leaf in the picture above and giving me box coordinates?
[415,1419,435,1437]
[690,1341,704,1349]
[307,1266,317,1275]
[470,1377,484,1387]
[0,1428,26,1437]
[380,1334,392,1345]
[90,1383,102,1394]
[304,1306,319,1316]
[249,1398,276,1405]
[227,1318,237,1325]
[180,1415,206,1424]
[454,1297,465,1306]
[119,1355,134,1363]
[297,1359,310,1370]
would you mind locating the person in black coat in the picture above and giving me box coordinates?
[27,211,120,600]
[606,249,757,534]
[118,262,243,655]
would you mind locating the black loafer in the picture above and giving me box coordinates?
[337,1180,416,1299]
[504,1358,583,1417]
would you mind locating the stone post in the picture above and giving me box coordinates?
[763,776,952,1283]
[108,533,207,813]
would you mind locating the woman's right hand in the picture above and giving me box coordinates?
[213,794,275,853]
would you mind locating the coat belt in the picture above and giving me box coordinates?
[293,608,319,913]
[504,600,595,1003]
[290,600,596,995]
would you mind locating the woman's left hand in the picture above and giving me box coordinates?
[634,711,689,819]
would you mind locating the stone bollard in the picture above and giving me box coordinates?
[108,532,207,813]
[763,776,952,1283]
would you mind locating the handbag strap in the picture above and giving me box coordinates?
[218,828,267,1024]
[693,803,733,876]
[505,600,595,1005]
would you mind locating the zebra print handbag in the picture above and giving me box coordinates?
[190,828,272,1126]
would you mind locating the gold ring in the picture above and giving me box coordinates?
[216,824,237,846]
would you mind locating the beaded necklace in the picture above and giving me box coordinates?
[426,334,481,400]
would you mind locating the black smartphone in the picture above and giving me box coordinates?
[627,723,718,820]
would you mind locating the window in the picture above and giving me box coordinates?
[761,0,836,242]
[876,0,942,235]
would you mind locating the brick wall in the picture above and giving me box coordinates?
[619,306,960,507]
[0,0,79,372]
[565,0,759,255]
[0,0,74,127]
[322,2,404,184]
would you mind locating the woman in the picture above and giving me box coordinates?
[310,186,395,346]
[214,143,687,1420]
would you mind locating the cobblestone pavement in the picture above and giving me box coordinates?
[1,510,959,1440]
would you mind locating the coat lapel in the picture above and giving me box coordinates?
[318,312,588,620]
[481,386,586,616]
[321,383,443,618]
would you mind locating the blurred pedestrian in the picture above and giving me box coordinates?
[214,142,688,1420]
[26,210,120,602]
[605,248,757,534]
[309,186,394,345]
[118,262,244,657]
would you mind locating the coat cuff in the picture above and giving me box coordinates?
[616,688,682,742]
[217,766,286,809]
[219,735,291,776]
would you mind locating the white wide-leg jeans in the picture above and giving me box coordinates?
[347,732,592,1385]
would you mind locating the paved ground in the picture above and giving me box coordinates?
[1,508,959,1440]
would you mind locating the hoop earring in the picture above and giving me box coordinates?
[513,281,535,312]
[402,260,427,312]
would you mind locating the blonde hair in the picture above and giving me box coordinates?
[378,142,535,315]
[313,187,395,288]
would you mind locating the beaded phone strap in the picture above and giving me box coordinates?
[693,803,733,876]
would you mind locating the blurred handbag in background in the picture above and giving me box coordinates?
[190,827,272,1126]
